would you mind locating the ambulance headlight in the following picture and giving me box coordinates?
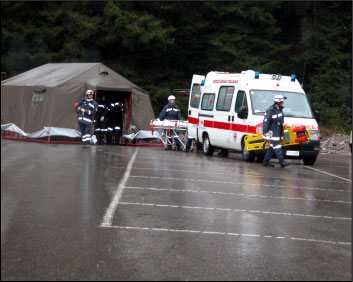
[256,126,263,133]
[310,130,320,141]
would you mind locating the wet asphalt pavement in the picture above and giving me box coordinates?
[1,139,352,281]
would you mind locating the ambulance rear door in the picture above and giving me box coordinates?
[188,75,205,139]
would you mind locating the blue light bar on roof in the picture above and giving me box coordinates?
[255,72,260,79]
[291,74,296,81]
[201,79,205,86]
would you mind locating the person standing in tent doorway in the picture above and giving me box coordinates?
[157,95,183,151]
[113,101,124,145]
[76,90,98,148]
[94,95,108,145]
[106,101,124,145]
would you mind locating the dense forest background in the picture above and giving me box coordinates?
[1,1,352,133]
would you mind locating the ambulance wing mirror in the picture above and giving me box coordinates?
[237,106,248,119]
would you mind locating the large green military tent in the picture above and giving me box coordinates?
[1,63,155,133]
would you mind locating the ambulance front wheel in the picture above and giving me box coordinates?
[203,135,215,156]
[303,156,317,165]
[242,141,255,162]
[256,155,264,163]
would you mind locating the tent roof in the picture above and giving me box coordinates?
[1,63,147,94]
[1,63,98,87]
[1,63,155,132]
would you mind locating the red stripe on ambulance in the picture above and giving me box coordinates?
[188,117,199,125]
[189,116,257,134]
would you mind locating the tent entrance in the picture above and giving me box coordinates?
[95,90,132,135]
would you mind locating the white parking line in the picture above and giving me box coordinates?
[107,153,351,183]
[101,225,351,246]
[100,148,139,227]
[303,166,352,183]
[124,186,351,205]
[129,175,352,194]
[130,165,351,184]
[119,201,352,220]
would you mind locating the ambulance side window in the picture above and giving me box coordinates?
[201,93,215,111]
[190,84,201,109]
[216,86,234,111]
[234,90,248,112]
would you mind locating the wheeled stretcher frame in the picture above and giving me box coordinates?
[150,119,189,149]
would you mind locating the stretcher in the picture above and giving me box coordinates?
[150,119,188,149]
[244,126,311,151]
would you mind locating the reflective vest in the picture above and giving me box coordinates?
[76,98,98,126]
[262,104,284,140]
[159,103,182,121]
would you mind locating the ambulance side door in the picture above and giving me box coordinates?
[231,90,249,150]
[198,92,216,143]
[212,86,235,148]
[188,75,205,139]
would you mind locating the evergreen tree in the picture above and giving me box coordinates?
[1,1,351,129]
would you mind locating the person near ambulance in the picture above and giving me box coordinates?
[157,95,183,151]
[76,90,98,147]
[262,94,290,168]
[183,136,195,152]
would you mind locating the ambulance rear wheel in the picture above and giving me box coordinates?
[203,135,214,156]
[242,141,255,162]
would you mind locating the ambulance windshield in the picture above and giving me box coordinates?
[250,90,313,118]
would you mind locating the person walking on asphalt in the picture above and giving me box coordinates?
[262,94,290,168]
[157,95,183,151]
[76,90,98,148]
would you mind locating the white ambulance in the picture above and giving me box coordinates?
[187,70,321,165]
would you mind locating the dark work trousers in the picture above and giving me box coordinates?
[184,137,194,150]
[106,126,114,144]
[263,140,285,165]
[167,130,182,149]
[113,128,121,144]
[80,123,91,145]
[94,121,105,144]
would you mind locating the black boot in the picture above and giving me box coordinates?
[263,163,275,167]
[217,149,229,157]
[280,162,291,168]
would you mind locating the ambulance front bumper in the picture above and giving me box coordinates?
[254,140,320,159]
